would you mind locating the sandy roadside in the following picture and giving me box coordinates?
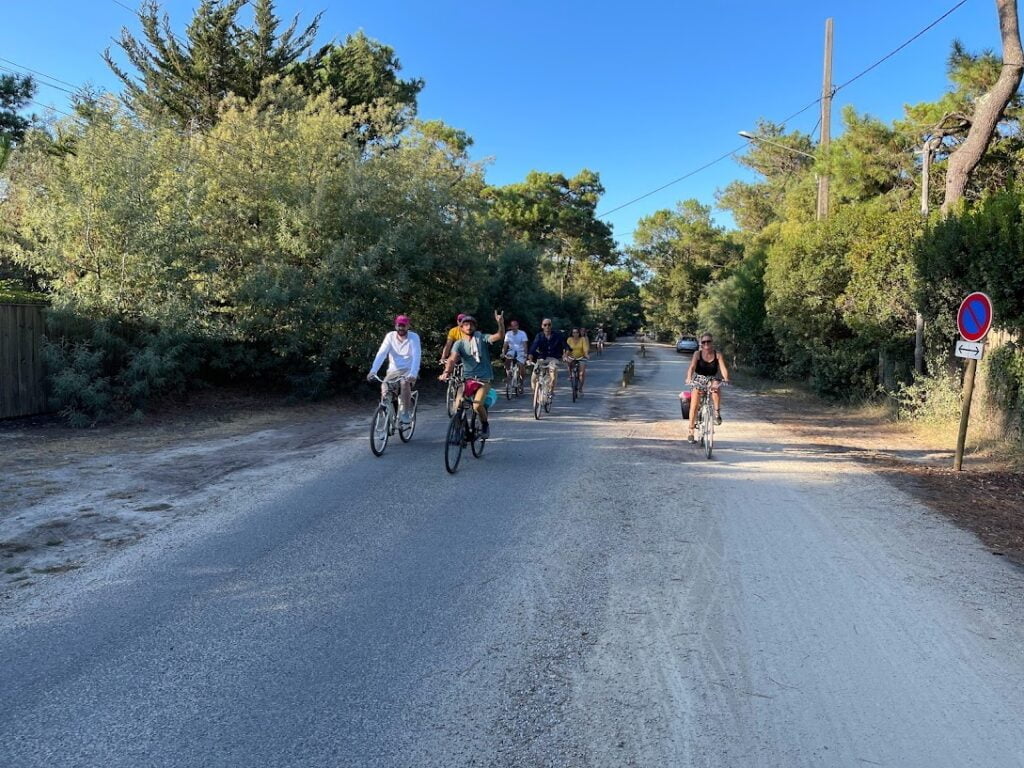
[0,394,370,599]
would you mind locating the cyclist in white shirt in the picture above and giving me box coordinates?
[501,318,529,386]
[367,314,421,424]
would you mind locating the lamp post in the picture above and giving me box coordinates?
[738,131,823,219]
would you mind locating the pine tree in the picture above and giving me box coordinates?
[103,0,320,128]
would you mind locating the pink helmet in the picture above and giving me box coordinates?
[456,313,466,323]
[394,315,410,326]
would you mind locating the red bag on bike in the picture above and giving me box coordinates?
[463,379,482,398]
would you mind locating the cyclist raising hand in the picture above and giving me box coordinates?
[441,310,505,438]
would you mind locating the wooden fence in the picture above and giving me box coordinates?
[0,303,47,419]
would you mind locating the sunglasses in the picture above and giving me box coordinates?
[700,340,713,344]
[542,323,552,327]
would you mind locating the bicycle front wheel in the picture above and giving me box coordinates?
[446,380,458,417]
[398,393,417,442]
[571,371,578,402]
[444,413,464,473]
[703,402,715,459]
[370,406,389,456]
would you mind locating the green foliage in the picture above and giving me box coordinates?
[0,73,35,147]
[987,342,1024,437]
[291,31,424,136]
[633,199,741,334]
[104,0,321,127]
[697,247,781,375]
[890,370,962,423]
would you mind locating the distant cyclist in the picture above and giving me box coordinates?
[367,314,422,424]
[685,332,731,442]
[594,327,607,354]
[441,311,505,438]
[502,318,529,385]
[564,327,590,395]
[528,318,567,397]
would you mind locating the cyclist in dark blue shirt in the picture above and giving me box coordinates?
[528,318,568,398]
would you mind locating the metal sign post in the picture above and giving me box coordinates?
[953,292,993,471]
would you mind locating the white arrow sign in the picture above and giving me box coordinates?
[955,340,985,360]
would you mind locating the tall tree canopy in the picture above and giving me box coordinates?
[291,31,424,117]
[104,0,321,127]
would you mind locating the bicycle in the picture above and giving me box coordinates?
[689,374,726,459]
[445,360,465,417]
[369,375,418,457]
[504,354,525,400]
[529,360,555,419]
[567,357,587,402]
[444,378,488,474]
[639,340,647,358]
[595,338,604,356]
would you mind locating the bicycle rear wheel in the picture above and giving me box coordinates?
[370,406,389,456]
[398,392,418,442]
[470,412,486,457]
[444,412,464,473]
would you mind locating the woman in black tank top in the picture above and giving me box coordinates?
[684,333,731,443]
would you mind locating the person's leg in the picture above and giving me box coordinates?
[473,383,490,433]
[688,390,701,432]
[400,377,413,415]
[579,362,587,391]
[712,387,722,422]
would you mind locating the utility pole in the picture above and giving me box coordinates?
[817,17,833,220]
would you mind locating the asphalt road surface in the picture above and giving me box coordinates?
[3,341,1024,767]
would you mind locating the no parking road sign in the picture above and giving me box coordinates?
[957,292,993,343]
[953,291,994,471]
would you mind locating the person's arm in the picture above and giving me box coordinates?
[441,343,461,379]
[487,311,505,344]
[369,334,391,379]
[528,333,540,361]
[685,352,698,384]
[717,352,730,383]
[582,338,590,357]
[502,334,510,358]
[409,332,421,380]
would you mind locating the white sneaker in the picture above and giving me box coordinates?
[400,412,412,425]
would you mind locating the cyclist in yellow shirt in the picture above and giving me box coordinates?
[441,313,467,363]
[564,327,590,395]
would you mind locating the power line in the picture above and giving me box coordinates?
[0,65,79,97]
[834,0,970,94]
[597,146,746,218]
[597,0,971,222]
[0,57,82,91]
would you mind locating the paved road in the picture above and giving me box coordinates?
[3,342,1024,767]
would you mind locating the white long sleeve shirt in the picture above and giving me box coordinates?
[370,330,422,379]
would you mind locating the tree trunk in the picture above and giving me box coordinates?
[942,0,1024,214]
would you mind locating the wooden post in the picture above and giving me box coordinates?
[953,358,978,471]
[817,18,833,220]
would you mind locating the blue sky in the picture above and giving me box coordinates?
[2,1,1002,243]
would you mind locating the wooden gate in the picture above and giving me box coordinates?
[0,303,47,419]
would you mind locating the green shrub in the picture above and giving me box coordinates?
[986,342,1024,439]
[809,339,876,401]
[890,370,962,423]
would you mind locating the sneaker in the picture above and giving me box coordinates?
[687,431,696,443]
[480,422,490,439]
[400,411,412,425]
[715,411,722,426]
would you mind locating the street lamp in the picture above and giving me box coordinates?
[738,130,824,218]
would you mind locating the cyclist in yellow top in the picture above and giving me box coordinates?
[564,327,590,395]
[441,313,467,363]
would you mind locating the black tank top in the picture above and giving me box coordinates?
[695,352,719,377]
